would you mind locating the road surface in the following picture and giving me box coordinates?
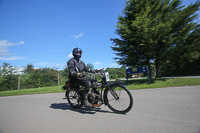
[0,85,200,133]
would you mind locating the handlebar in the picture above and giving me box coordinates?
[95,68,104,73]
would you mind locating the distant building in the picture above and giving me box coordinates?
[0,66,25,75]
[0,67,2,75]
[14,67,26,75]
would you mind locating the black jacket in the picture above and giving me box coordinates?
[67,58,89,79]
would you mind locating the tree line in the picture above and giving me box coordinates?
[0,63,67,91]
[0,63,126,91]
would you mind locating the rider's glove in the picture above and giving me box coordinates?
[89,70,95,73]
[62,85,66,90]
[88,69,95,73]
[77,73,83,78]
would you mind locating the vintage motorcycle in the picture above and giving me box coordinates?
[63,69,133,114]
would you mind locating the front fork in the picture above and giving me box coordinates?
[103,81,125,106]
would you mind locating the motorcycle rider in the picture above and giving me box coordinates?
[67,48,96,107]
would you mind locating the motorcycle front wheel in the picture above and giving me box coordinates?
[104,83,133,114]
[66,90,83,109]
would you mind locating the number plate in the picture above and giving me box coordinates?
[105,72,109,82]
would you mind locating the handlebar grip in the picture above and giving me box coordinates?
[95,68,104,72]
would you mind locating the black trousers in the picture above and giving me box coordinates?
[70,77,96,93]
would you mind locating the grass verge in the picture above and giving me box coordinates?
[0,86,64,97]
[0,78,200,97]
[126,78,200,89]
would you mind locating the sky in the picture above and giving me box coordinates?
[0,0,199,70]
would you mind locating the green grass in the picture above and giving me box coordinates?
[0,78,200,97]
[126,78,200,89]
[0,86,65,97]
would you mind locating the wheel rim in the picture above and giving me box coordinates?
[68,90,82,107]
[107,87,131,112]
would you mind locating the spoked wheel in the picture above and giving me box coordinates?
[104,83,133,114]
[66,90,83,109]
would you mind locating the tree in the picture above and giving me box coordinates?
[25,64,34,73]
[0,63,18,91]
[87,63,94,71]
[23,67,58,88]
[0,66,3,75]
[111,0,200,78]
[105,67,126,79]
[60,66,68,80]
[162,24,200,76]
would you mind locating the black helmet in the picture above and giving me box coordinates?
[72,48,82,59]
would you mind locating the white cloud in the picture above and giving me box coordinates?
[19,41,24,44]
[0,40,24,57]
[110,63,121,68]
[73,32,84,39]
[0,48,8,56]
[0,40,23,47]
[54,64,65,70]
[93,62,101,65]
[0,56,25,61]
[34,63,65,70]
[111,63,118,66]
[35,62,53,68]
[36,62,50,66]
[55,64,61,67]
[66,53,73,59]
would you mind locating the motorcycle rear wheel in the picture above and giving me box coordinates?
[66,90,83,109]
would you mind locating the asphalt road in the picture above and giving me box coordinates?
[0,85,200,133]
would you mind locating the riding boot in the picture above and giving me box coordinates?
[83,93,92,107]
